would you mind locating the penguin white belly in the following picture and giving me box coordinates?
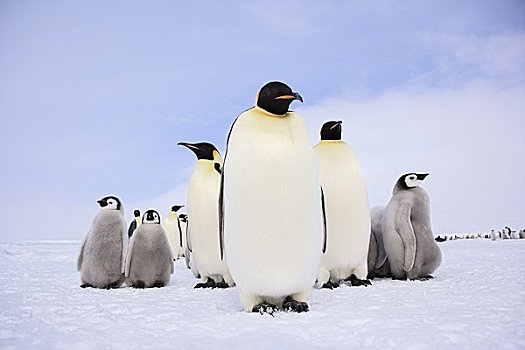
[315,143,371,274]
[187,168,230,282]
[163,217,183,258]
[224,112,322,298]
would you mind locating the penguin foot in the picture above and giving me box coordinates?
[321,281,340,289]
[213,281,230,289]
[80,283,93,289]
[346,274,372,287]
[105,282,121,289]
[282,296,309,313]
[194,278,215,289]
[411,275,434,281]
[252,303,278,316]
[133,280,146,289]
[152,281,165,288]
[367,273,376,280]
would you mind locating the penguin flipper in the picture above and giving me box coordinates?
[177,218,183,248]
[395,203,416,272]
[121,221,129,274]
[218,115,240,261]
[127,220,137,238]
[77,234,88,271]
[320,186,328,254]
[186,221,192,253]
[374,231,388,269]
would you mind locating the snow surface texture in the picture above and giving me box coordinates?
[0,239,524,349]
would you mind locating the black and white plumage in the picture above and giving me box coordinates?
[77,196,128,289]
[220,82,323,313]
[314,120,371,288]
[125,209,174,288]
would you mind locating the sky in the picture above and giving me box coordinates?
[0,0,524,241]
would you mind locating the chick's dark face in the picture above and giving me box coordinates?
[256,81,303,116]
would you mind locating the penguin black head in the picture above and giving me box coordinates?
[178,142,221,161]
[171,205,184,213]
[179,213,188,223]
[396,173,429,190]
[256,81,303,116]
[97,196,121,210]
[133,209,141,218]
[320,121,343,141]
[142,209,161,225]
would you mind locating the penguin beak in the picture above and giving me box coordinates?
[417,173,430,180]
[274,92,303,103]
[97,199,107,207]
[178,142,199,151]
[330,121,343,130]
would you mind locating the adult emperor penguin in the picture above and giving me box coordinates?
[180,214,200,278]
[163,205,185,259]
[382,173,442,280]
[178,142,234,288]
[125,209,174,288]
[220,81,324,313]
[368,206,391,279]
[77,196,128,289]
[314,120,371,288]
[128,209,141,238]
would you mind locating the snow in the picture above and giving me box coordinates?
[0,239,524,349]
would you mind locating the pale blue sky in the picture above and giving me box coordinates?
[1,1,524,240]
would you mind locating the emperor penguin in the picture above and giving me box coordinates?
[220,81,324,313]
[314,120,371,288]
[510,229,519,239]
[163,205,185,259]
[179,214,200,278]
[178,142,233,288]
[367,206,391,279]
[77,196,128,289]
[125,209,174,288]
[128,209,141,238]
[382,173,442,280]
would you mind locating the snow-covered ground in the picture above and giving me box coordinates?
[0,239,524,349]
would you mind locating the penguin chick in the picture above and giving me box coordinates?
[221,81,323,313]
[179,142,233,289]
[77,196,128,289]
[125,209,174,288]
[382,173,441,280]
[314,120,371,288]
[163,205,185,259]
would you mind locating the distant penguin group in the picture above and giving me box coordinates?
[77,80,453,314]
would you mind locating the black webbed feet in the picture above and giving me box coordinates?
[282,296,309,313]
[213,281,230,289]
[252,303,278,316]
[80,283,93,289]
[321,281,340,289]
[346,274,372,287]
[194,278,215,289]
[132,280,146,289]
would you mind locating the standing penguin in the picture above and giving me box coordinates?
[368,206,391,279]
[77,196,128,289]
[314,120,371,288]
[163,205,185,259]
[128,209,141,238]
[221,81,324,313]
[125,209,174,288]
[180,214,200,279]
[382,173,441,280]
[179,142,233,288]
